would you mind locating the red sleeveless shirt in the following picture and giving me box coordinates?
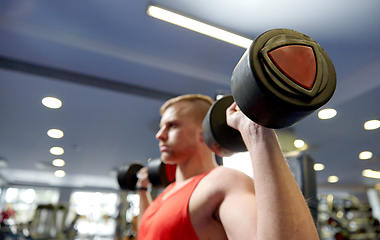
[138,170,212,240]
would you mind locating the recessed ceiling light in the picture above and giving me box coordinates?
[313,163,325,171]
[364,120,380,130]
[362,169,380,179]
[318,108,337,120]
[328,175,339,183]
[47,129,64,139]
[54,170,66,177]
[359,151,373,160]
[42,97,62,109]
[50,147,64,155]
[147,5,252,48]
[52,159,65,167]
[294,139,305,148]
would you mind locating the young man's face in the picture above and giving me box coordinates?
[156,101,201,165]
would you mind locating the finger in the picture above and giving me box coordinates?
[226,102,238,113]
[137,167,147,178]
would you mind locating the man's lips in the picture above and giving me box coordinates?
[159,145,169,152]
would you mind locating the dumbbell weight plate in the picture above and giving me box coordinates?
[231,28,336,129]
[147,158,176,188]
[117,163,144,190]
[202,94,247,157]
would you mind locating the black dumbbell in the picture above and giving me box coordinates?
[117,158,176,190]
[202,29,336,157]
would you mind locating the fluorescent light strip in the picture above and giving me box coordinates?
[147,6,252,49]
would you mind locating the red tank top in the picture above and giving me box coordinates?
[138,170,212,240]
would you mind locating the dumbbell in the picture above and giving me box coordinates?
[202,28,337,157]
[117,158,176,190]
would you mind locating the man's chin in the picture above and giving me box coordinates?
[161,154,176,165]
[160,153,169,162]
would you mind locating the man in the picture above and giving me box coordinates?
[136,94,319,239]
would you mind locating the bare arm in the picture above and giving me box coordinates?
[223,102,318,239]
[136,167,153,229]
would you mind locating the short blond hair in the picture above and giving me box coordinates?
[160,94,214,125]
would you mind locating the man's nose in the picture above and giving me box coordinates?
[156,127,167,140]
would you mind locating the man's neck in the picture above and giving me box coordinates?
[175,155,217,182]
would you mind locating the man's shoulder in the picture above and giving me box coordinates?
[190,167,248,215]
[189,166,255,222]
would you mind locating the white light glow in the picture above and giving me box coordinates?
[42,97,62,109]
[318,108,337,120]
[328,175,339,183]
[52,159,65,167]
[215,94,224,100]
[363,169,380,179]
[364,120,380,130]
[223,152,253,178]
[50,147,64,155]
[5,188,18,203]
[77,221,91,234]
[54,170,66,177]
[147,5,252,48]
[359,151,373,160]
[294,139,305,148]
[47,129,64,139]
[313,163,325,171]
[20,189,36,204]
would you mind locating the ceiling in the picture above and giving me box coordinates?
[0,0,379,202]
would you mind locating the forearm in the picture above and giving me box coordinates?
[137,190,152,229]
[242,126,318,239]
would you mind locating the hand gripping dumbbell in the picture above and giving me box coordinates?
[202,28,337,157]
[117,158,176,190]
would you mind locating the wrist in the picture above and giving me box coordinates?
[242,124,277,148]
[136,186,152,193]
